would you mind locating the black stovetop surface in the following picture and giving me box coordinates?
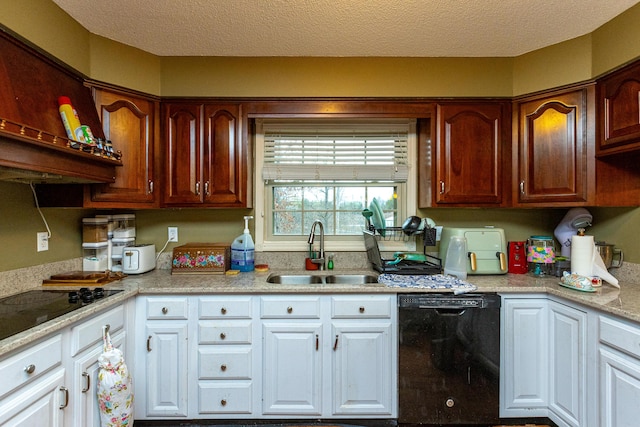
[0,288,122,341]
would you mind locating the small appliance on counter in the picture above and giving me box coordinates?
[122,244,156,274]
[507,241,528,274]
[439,227,508,275]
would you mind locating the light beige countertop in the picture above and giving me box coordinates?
[1,267,638,357]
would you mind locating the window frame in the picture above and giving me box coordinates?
[254,118,418,253]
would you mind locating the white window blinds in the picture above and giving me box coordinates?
[261,120,411,182]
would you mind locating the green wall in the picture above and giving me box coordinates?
[2,0,640,272]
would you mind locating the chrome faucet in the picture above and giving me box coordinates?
[307,220,325,270]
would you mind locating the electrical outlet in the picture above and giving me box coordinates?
[37,232,49,252]
[168,227,179,242]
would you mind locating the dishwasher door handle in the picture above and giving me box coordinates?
[434,308,467,316]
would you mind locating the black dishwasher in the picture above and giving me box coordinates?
[398,293,501,425]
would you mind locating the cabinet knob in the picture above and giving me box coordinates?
[24,364,36,374]
[220,332,226,340]
[220,364,227,372]
[359,306,365,313]
[220,399,227,406]
[287,306,293,314]
[446,398,455,408]
[221,307,227,315]
[162,307,168,314]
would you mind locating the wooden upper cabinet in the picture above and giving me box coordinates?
[597,61,640,155]
[514,85,595,206]
[86,86,159,207]
[163,103,203,205]
[433,102,509,206]
[163,102,248,207]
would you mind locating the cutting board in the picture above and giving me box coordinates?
[42,271,124,286]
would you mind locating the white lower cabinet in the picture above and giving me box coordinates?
[0,335,66,426]
[598,314,640,427]
[500,296,549,417]
[0,301,132,427]
[548,300,587,427]
[134,293,397,421]
[136,296,189,419]
[501,294,640,427]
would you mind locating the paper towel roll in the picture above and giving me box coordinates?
[571,235,594,276]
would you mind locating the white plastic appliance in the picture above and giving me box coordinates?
[122,244,156,274]
[553,208,593,257]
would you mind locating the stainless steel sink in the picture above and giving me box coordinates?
[324,274,378,284]
[266,274,324,285]
[266,273,378,285]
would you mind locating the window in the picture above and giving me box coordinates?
[255,119,417,252]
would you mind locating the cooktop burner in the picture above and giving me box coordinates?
[0,288,123,341]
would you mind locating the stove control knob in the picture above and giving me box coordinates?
[445,398,455,408]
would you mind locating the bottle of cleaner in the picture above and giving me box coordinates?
[231,216,255,272]
[58,96,85,144]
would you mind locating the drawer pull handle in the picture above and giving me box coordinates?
[220,364,227,371]
[287,306,293,314]
[162,307,168,314]
[221,307,227,315]
[148,180,154,194]
[24,364,36,374]
[315,334,319,351]
[220,399,227,406]
[82,372,91,393]
[59,386,69,409]
[220,332,226,340]
[147,335,152,352]
[205,181,210,196]
[359,306,365,313]
[440,180,445,194]
[520,180,525,195]
[333,334,339,351]
[195,181,200,196]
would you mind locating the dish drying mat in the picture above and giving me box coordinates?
[378,273,477,294]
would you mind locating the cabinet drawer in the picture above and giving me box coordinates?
[146,296,188,319]
[70,304,124,356]
[199,347,252,379]
[199,320,252,344]
[0,334,62,399]
[261,296,321,318]
[331,295,393,318]
[599,315,640,359]
[199,296,252,319]
[198,382,253,414]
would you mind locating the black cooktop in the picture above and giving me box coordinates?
[0,288,123,341]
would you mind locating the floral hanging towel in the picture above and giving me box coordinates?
[97,325,134,427]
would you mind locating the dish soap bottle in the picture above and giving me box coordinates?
[231,216,255,272]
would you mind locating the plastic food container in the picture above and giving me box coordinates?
[82,218,109,244]
[82,242,109,271]
[112,214,136,239]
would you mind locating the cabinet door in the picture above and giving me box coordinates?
[144,322,189,417]
[88,87,158,207]
[515,86,595,206]
[262,322,323,415]
[435,103,507,205]
[500,298,549,417]
[548,301,587,427]
[163,103,204,205]
[0,368,66,426]
[203,103,247,207]
[331,321,394,416]
[597,61,640,154]
[599,348,640,427]
[69,331,126,427]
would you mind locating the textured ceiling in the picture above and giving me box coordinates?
[52,0,640,57]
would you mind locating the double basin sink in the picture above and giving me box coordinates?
[266,273,378,285]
